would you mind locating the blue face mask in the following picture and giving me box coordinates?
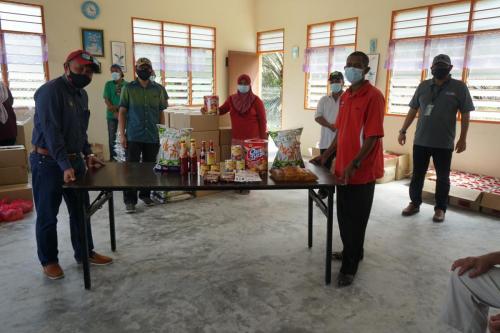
[111,72,121,81]
[344,67,364,84]
[330,83,342,94]
[237,85,250,94]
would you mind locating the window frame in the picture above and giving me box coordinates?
[0,0,49,101]
[385,0,500,124]
[303,17,358,110]
[257,28,285,130]
[131,17,216,106]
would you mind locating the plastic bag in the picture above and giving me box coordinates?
[268,128,305,169]
[155,125,192,172]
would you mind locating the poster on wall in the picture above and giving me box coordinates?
[81,28,104,57]
[367,54,379,86]
[111,41,126,72]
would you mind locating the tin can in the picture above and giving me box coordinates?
[244,139,268,174]
[236,160,246,171]
[225,159,235,172]
[203,95,219,115]
[231,145,243,161]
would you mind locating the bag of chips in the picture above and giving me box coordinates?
[155,125,192,172]
[269,128,305,169]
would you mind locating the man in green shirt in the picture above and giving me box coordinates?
[103,64,127,161]
[118,57,168,213]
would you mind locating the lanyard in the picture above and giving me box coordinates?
[430,80,449,103]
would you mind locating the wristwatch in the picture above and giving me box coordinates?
[399,129,407,135]
[85,153,95,159]
[353,159,361,169]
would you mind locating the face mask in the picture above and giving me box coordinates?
[432,67,451,80]
[330,83,342,94]
[111,72,121,81]
[150,74,156,81]
[344,67,364,84]
[136,68,151,81]
[237,85,250,94]
[68,71,91,89]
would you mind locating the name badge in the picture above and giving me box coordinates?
[424,104,434,116]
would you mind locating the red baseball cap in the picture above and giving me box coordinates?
[66,50,100,72]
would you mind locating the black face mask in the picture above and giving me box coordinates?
[68,71,91,89]
[432,67,451,80]
[136,69,151,81]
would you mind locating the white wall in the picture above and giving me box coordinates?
[24,0,256,158]
[255,0,500,177]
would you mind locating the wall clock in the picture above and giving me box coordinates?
[81,1,100,20]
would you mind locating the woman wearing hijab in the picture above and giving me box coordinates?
[0,82,16,146]
[203,74,267,144]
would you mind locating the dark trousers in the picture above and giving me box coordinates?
[0,138,16,146]
[107,118,118,161]
[410,145,453,212]
[336,182,375,276]
[30,153,94,266]
[123,141,160,205]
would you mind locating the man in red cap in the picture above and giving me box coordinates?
[30,50,112,280]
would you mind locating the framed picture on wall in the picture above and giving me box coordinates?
[81,28,104,57]
[110,41,126,72]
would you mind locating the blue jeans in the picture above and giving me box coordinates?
[30,153,94,266]
[107,118,118,161]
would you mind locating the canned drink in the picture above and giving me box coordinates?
[231,145,243,161]
[225,159,235,172]
[236,160,246,171]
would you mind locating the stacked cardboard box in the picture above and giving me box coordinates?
[376,151,411,184]
[219,127,232,161]
[0,145,32,201]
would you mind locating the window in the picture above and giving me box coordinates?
[303,18,357,109]
[0,1,48,108]
[132,18,215,106]
[386,0,500,122]
[258,29,284,130]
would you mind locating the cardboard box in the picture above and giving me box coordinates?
[309,147,321,158]
[376,166,396,184]
[0,145,27,168]
[190,131,220,148]
[196,146,221,163]
[219,127,232,145]
[383,153,399,168]
[220,145,231,161]
[0,183,33,201]
[481,192,500,211]
[162,110,170,127]
[170,112,219,132]
[449,196,481,212]
[16,117,34,149]
[481,207,500,218]
[423,178,483,211]
[0,166,28,186]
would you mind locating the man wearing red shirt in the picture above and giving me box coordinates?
[315,51,385,287]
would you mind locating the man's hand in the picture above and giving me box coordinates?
[489,314,500,333]
[340,161,357,185]
[451,254,494,278]
[398,132,406,146]
[63,168,76,183]
[329,124,336,132]
[86,155,105,169]
[310,155,322,165]
[455,137,466,153]
[120,133,128,149]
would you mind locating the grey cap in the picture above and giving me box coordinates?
[432,54,452,66]
[329,71,344,81]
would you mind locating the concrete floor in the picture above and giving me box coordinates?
[0,181,498,333]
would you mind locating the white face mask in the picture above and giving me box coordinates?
[344,67,365,84]
[111,72,121,81]
[330,83,342,94]
[237,84,250,94]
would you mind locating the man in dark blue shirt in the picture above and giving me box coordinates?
[31,50,112,280]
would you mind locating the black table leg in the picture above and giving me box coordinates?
[308,189,313,248]
[325,187,334,285]
[78,190,91,290]
[108,191,116,252]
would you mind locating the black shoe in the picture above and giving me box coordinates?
[337,272,355,288]
[141,197,155,206]
[125,203,136,213]
[331,251,364,261]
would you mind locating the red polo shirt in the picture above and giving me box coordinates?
[334,81,385,185]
